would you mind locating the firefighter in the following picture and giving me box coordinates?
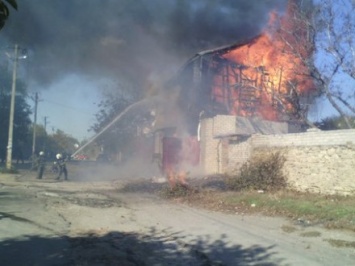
[37,151,46,179]
[55,153,68,181]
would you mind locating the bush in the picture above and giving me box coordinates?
[226,151,287,192]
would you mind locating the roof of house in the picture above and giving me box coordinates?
[165,35,261,89]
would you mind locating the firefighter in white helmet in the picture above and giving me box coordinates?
[55,153,68,181]
[37,151,46,179]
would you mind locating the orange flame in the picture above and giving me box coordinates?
[212,1,314,121]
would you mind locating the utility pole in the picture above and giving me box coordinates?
[6,44,18,170]
[31,92,39,158]
[43,116,49,132]
[5,44,27,170]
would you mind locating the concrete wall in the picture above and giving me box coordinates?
[200,116,355,195]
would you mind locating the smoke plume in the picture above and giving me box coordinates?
[1,0,287,89]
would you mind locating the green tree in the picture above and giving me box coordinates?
[31,124,49,155]
[91,89,137,158]
[32,125,79,159]
[49,129,78,156]
[0,63,32,162]
[0,0,17,30]
[91,85,154,161]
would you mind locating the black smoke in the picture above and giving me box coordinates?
[1,0,286,89]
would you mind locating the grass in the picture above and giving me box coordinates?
[205,152,355,232]
[126,168,355,232]
[176,189,355,232]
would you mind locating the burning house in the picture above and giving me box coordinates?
[165,37,314,134]
[75,0,315,180]
[153,2,316,178]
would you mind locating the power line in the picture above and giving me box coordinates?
[41,98,94,116]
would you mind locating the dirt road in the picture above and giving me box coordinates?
[0,168,354,265]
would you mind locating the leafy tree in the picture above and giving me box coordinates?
[277,0,355,128]
[49,129,78,156]
[0,0,17,30]
[32,125,79,159]
[251,0,318,128]
[31,124,48,154]
[0,63,32,162]
[91,83,154,161]
[91,89,138,158]
[311,0,355,128]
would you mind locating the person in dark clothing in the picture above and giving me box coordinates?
[55,153,68,181]
[37,151,46,179]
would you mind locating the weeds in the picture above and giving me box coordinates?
[159,184,198,199]
[325,239,355,248]
[300,231,321,237]
[186,190,355,232]
[281,225,298,233]
[226,151,287,192]
[157,150,355,232]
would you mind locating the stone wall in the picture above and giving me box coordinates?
[227,136,252,174]
[249,130,355,195]
[200,116,355,195]
[281,145,354,195]
[250,128,355,147]
[251,130,355,195]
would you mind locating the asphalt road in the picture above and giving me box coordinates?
[0,166,354,265]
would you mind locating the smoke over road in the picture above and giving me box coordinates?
[1,0,286,89]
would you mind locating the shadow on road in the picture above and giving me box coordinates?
[0,228,283,266]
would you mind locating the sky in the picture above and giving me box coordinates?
[0,0,287,141]
[33,74,101,140]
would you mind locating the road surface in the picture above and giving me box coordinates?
[0,167,354,265]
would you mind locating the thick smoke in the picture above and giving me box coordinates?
[1,0,286,89]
